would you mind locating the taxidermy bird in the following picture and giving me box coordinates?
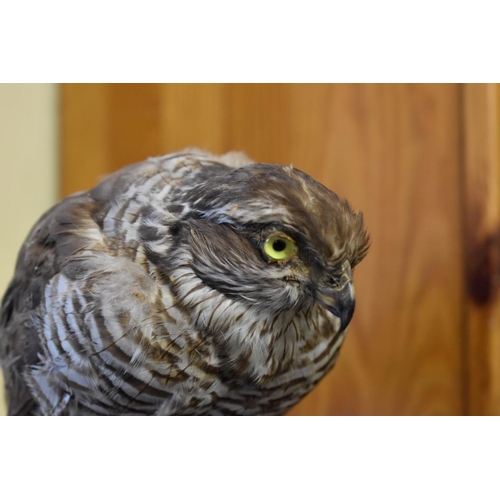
[0,150,369,415]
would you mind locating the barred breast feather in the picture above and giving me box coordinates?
[0,150,369,415]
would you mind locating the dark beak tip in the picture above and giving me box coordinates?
[316,282,356,332]
[330,302,355,332]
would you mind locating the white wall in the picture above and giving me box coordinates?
[0,84,58,416]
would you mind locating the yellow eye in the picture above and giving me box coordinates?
[263,235,297,261]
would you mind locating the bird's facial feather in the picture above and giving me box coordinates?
[178,163,369,322]
[184,219,306,313]
[184,163,369,270]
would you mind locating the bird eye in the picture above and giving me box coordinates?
[263,234,297,261]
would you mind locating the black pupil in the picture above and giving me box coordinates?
[272,239,287,252]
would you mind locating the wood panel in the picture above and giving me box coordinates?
[61,84,467,415]
[61,84,164,196]
[288,85,465,415]
[463,84,500,415]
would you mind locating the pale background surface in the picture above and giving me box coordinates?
[0,84,58,416]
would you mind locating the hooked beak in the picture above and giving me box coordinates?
[315,262,355,332]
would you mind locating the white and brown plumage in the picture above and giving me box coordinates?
[0,150,369,415]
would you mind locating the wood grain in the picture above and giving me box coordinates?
[462,84,500,415]
[61,84,469,415]
[287,84,465,415]
[61,84,109,196]
[61,84,164,197]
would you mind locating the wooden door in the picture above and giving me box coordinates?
[61,84,500,415]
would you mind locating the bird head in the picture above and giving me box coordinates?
[176,162,370,334]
